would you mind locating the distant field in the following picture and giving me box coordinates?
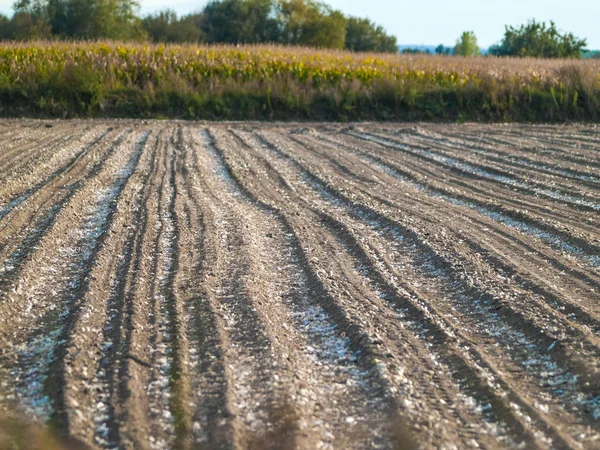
[1,120,600,449]
[1,42,600,121]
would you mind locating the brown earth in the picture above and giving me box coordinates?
[0,120,599,450]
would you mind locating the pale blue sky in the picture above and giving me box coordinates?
[1,0,599,48]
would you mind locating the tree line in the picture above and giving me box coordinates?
[0,0,398,52]
[0,0,590,58]
[406,22,587,59]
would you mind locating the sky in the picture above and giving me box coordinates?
[1,0,600,48]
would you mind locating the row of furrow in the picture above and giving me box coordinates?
[0,124,90,169]
[318,131,600,345]
[0,128,130,298]
[284,129,593,386]
[80,128,185,450]
[114,130,176,450]
[173,129,235,449]
[0,130,63,185]
[198,130,281,449]
[309,131,600,329]
[0,125,99,198]
[374,128,600,215]
[461,127,600,167]
[0,125,34,159]
[0,125,67,175]
[45,128,150,437]
[319,131,600,391]
[493,127,600,154]
[340,128,600,234]
[176,126,370,449]
[350,130,600,214]
[0,125,114,225]
[197,128,394,449]
[400,128,600,192]
[250,129,600,447]
[211,130,422,445]
[0,126,107,223]
[442,129,600,185]
[146,131,182,449]
[223,128,555,448]
[327,131,600,268]
[2,121,599,450]
[62,129,164,449]
[0,129,149,436]
[203,128,441,448]
[312,131,600,390]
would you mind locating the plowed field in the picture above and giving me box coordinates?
[1,120,599,450]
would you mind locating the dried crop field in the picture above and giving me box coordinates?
[0,120,599,449]
[3,42,600,121]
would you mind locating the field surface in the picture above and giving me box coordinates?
[0,120,600,449]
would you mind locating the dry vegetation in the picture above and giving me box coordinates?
[0,120,600,449]
[1,42,600,121]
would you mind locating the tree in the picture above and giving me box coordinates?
[13,0,145,40]
[142,9,202,43]
[489,20,586,58]
[435,44,452,55]
[0,11,52,40]
[199,0,280,44]
[278,0,346,49]
[344,16,397,53]
[454,31,480,56]
[0,14,10,39]
[401,47,430,55]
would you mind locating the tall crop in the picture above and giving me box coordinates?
[0,41,599,121]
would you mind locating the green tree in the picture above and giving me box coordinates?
[0,11,52,40]
[454,31,480,56]
[0,14,10,39]
[344,16,397,53]
[278,0,346,49]
[13,0,145,40]
[489,20,586,58]
[401,47,430,55]
[199,0,279,44]
[435,44,452,55]
[142,9,202,43]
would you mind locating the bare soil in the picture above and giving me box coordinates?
[1,120,599,449]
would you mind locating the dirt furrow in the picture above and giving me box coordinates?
[0,128,130,298]
[0,124,68,176]
[165,129,237,450]
[349,129,600,215]
[317,131,600,258]
[309,131,600,323]
[2,121,600,450]
[311,132,600,348]
[0,129,149,437]
[60,129,162,449]
[441,129,600,185]
[331,131,600,262]
[396,128,600,195]
[486,127,600,156]
[189,129,292,449]
[197,127,412,448]
[285,129,600,373]
[253,128,600,448]
[222,128,554,448]
[0,126,110,223]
